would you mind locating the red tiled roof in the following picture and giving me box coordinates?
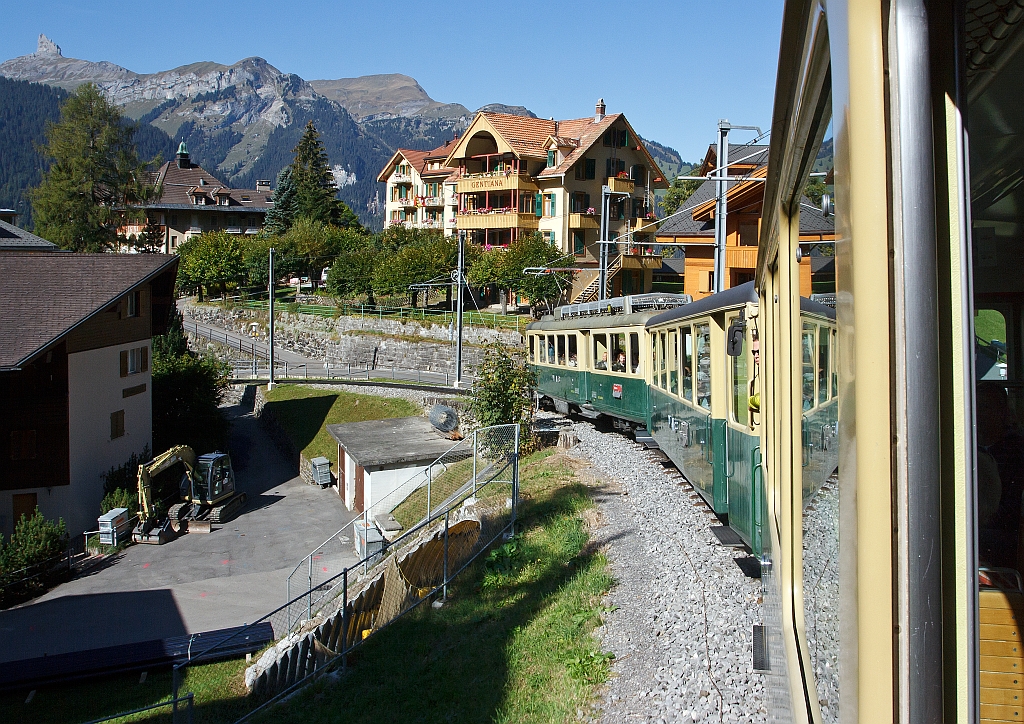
[481,113,557,157]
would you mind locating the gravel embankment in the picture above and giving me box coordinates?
[565,419,766,724]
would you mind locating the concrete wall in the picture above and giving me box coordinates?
[365,462,440,515]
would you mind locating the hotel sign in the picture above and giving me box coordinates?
[456,174,538,194]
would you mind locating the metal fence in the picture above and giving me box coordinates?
[169,423,520,723]
[228,299,528,332]
[284,423,518,630]
[185,321,476,386]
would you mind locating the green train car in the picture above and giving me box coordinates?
[526,283,837,556]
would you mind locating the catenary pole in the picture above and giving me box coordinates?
[714,120,729,294]
[455,230,465,387]
[268,247,276,390]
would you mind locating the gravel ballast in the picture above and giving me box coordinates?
[564,419,767,724]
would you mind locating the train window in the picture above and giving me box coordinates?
[567,335,578,367]
[651,334,659,386]
[630,332,640,375]
[695,322,711,409]
[546,335,556,365]
[818,324,830,404]
[668,330,678,395]
[802,323,816,411]
[528,334,535,363]
[732,321,749,427]
[658,332,667,388]
[682,326,693,401]
[975,308,1008,381]
[610,333,627,372]
[594,334,609,370]
[557,335,566,366]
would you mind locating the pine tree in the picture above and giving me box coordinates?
[291,121,339,226]
[264,166,297,234]
[289,121,362,230]
[30,83,153,251]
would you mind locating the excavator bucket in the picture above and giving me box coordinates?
[132,519,177,545]
[188,520,212,534]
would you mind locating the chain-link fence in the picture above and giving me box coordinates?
[169,423,519,723]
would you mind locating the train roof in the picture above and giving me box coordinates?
[526,310,666,331]
[646,282,835,327]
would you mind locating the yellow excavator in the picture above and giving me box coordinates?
[132,445,247,544]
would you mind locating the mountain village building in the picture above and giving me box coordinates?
[377,140,459,235]
[122,142,273,253]
[0,252,179,537]
[654,143,835,301]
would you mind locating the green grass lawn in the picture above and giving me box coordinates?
[976,308,1007,346]
[7,451,614,724]
[262,385,421,465]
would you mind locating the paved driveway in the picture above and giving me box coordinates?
[0,400,359,664]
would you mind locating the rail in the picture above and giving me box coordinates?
[80,694,194,724]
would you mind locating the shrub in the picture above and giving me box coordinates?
[101,445,151,497]
[0,509,68,579]
[469,342,536,451]
[101,488,137,516]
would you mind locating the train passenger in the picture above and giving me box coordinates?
[631,349,640,374]
[612,352,627,372]
[568,354,578,367]
[749,335,761,416]
[596,352,608,370]
[977,382,1024,569]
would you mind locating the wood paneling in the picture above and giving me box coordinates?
[0,343,70,490]
[67,286,151,354]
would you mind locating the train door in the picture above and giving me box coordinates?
[725,311,761,551]
[678,319,719,509]
[964,6,1024,721]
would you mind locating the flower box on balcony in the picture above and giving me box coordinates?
[607,177,635,193]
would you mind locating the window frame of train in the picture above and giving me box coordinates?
[763,2,990,722]
[591,329,643,378]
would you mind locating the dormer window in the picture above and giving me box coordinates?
[547,150,556,168]
[199,178,206,186]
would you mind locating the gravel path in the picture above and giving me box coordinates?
[564,419,767,724]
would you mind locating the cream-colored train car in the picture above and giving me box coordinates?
[760,1,1023,722]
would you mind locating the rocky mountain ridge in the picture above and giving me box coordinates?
[0,35,680,229]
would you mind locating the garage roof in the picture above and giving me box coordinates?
[327,416,460,468]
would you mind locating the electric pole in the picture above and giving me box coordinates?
[268,247,276,390]
[454,230,465,388]
[712,120,762,294]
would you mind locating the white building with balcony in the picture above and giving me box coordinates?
[377,140,459,236]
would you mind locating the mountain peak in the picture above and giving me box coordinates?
[36,34,61,57]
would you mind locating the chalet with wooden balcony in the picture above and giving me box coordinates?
[655,143,835,300]
[121,142,273,252]
[377,139,460,235]
[441,100,668,302]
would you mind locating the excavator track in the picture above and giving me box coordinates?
[167,502,191,522]
[209,492,247,524]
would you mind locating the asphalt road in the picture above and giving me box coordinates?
[0,399,359,664]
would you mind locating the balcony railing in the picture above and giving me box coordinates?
[245,227,261,235]
[422,196,444,207]
[225,226,243,234]
[456,211,540,230]
[569,213,600,230]
[393,197,416,207]
[607,176,635,193]
[391,173,413,184]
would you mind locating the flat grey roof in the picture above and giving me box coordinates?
[327,416,459,468]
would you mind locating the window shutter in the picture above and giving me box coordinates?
[550,194,556,216]
[547,150,555,167]
[535,194,543,217]
[586,158,596,179]
[120,351,128,378]
[621,130,629,147]
[584,193,590,209]
[606,158,613,179]
[141,346,149,372]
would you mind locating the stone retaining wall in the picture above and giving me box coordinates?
[181,302,517,374]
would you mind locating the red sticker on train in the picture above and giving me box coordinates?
[612,384,622,398]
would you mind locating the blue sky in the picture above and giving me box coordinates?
[3,1,784,162]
